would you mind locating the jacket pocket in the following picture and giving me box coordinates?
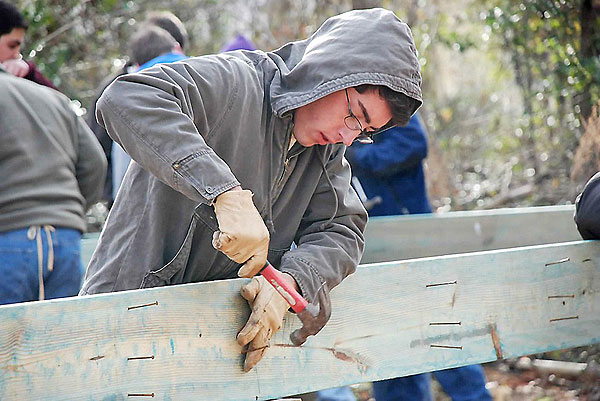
[140,215,199,288]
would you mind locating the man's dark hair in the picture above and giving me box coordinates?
[355,84,421,128]
[145,11,188,51]
[129,25,177,66]
[0,0,28,36]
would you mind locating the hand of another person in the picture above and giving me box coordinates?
[237,275,290,371]
[2,58,30,78]
[212,188,269,277]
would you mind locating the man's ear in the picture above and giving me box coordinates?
[173,43,184,55]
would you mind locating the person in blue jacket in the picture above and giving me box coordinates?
[316,114,492,401]
[347,113,431,216]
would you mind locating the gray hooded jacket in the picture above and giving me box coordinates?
[81,8,422,303]
[0,66,106,234]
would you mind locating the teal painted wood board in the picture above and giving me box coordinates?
[81,231,100,268]
[82,205,578,268]
[362,205,579,263]
[1,240,598,400]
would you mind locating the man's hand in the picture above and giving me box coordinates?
[212,188,269,277]
[2,58,30,78]
[237,275,291,371]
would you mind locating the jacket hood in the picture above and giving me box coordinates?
[268,8,422,116]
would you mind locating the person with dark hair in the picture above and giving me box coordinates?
[0,0,58,90]
[575,171,600,240]
[144,10,188,51]
[0,63,106,305]
[128,25,181,67]
[80,8,422,372]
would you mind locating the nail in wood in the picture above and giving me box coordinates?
[128,301,159,310]
[426,280,457,288]
[545,257,569,266]
[430,344,463,349]
[550,316,579,322]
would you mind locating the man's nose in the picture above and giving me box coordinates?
[339,128,356,146]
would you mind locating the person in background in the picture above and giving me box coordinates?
[112,32,258,199]
[0,0,58,90]
[345,113,430,216]
[574,171,600,239]
[317,114,491,401]
[111,25,189,199]
[145,10,189,53]
[87,11,189,206]
[220,33,256,53]
[0,64,106,305]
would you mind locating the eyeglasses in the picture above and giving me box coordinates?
[344,89,392,144]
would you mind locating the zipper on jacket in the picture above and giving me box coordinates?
[271,121,294,195]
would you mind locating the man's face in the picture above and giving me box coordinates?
[292,87,392,147]
[0,28,25,63]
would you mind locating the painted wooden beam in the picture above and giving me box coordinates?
[2,240,598,400]
[81,231,100,267]
[362,205,579,263]
[81,205,579,268]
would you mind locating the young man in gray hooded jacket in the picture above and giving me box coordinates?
[82,8,422,371]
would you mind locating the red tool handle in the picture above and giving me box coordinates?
[260,262,308,313]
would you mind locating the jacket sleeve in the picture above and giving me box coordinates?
[96,57,242,204]
[73,113,107,209]
[280,145,367,302]
[575,171,600,240]
[345,114,428,177]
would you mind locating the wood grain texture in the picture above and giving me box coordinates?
[81,231,100,268]
[82,205,578,268]
[362,205,579,263]
[2,240,598,400]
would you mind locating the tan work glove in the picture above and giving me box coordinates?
[212,189,269,277]
[237,275,290,372]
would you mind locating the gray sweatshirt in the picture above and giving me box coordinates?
[0,67,106,233]
[81,8,422,303]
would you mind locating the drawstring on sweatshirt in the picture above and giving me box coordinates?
[317,151,339,231]
[265,110,277,236]
[264,109,338,233]
[27,225,55,301]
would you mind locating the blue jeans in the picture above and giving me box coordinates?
[317,365,491,401]
[0,226,83,305]
[316,386,356,401]
[372,365,492,401]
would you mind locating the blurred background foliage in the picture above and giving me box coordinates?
[14,0,600,211]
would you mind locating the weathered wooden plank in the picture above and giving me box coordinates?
[82,205,578,268]
[362,205,579,263]
[2,240,598,401]
[81,231,100,267]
